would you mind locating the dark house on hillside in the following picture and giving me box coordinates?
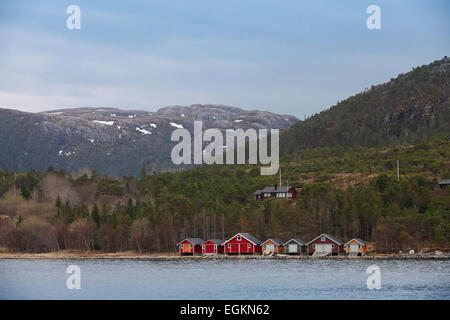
[438,179,450,188]
[253,185,297,201]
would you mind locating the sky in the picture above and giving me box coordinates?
[0,0,449,118]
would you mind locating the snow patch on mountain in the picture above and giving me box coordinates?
[136,127,151,135]
[93,120,114,126]
[170,122,183,129]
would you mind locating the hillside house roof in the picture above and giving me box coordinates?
[254,186,296,194]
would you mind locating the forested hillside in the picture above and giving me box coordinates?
[281,57,450,154]
[0,138,448,254]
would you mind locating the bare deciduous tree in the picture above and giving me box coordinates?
[68,218,96,251]
[40,174,80,205]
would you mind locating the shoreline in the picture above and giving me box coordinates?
[0,250,448,260]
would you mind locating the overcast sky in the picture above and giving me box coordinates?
[0,0,449,118]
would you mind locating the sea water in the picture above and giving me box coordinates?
[0,258,449,299]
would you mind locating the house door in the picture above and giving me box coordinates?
[183,244,191,253]
[239,243,249,253]
[350,244,359,253]
[288,244,297,253]
[315,244,332,253]
[266,244,275,253]
[230,243,239,253]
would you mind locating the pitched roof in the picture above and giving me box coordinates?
[204,239,224,245]
[283,238,306,246]
[262,238,284,246]
[254,186,296,194]
[240,233,262,245]
[176,238,204,246]
[223,233,262,245]
[344,238,367,246]
[439,179,450,185]
[306,233,344,246]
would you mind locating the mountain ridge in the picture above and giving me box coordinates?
[0,104,299,176]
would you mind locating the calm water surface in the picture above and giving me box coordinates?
[0,259,449,299]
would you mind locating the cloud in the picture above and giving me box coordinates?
[0,26,436,117]
[0,1,449,117]
[0,27,263,111]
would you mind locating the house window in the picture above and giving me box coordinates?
[202,245,205,249]
[228,244,231,249]
[332,244,334,248]
[237,236,241,241]
[248,244,251,249]
[180,244,184,249]
[287,193,292,198]
[214,244,217,249]
[321,236,326,242]
[312,244,315,248]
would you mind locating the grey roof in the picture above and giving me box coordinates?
[345,238,367,246]
[204,239,224,245]
[439,179,450,185]
[323,234,344,245]
[283,238,306,246]
[262,238,284,246]
[239,233,262,245]
[254,186,295,194]
[177,238,204,246]
[306,233,344,246]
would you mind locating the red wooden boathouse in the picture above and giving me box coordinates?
[202,239,224,255]
[223,233,262,255]
[176,238,204,255]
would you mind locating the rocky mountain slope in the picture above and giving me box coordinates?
[0,104,298,176]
